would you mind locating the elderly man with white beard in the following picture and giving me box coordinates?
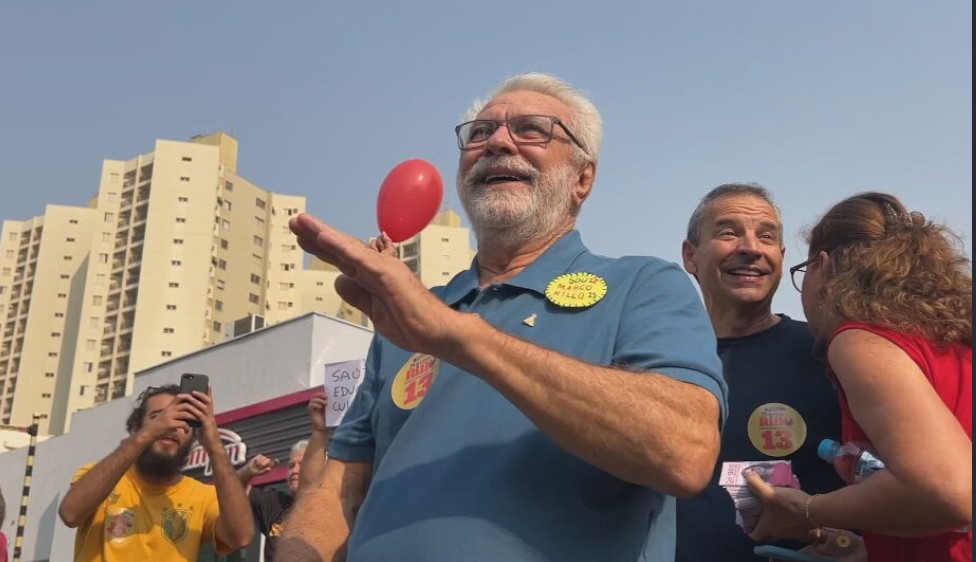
[278,73,728,562]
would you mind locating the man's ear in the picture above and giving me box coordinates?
[572,162,596,207]
[681,240,698,275]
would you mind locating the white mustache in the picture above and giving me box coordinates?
[463,156,539,186]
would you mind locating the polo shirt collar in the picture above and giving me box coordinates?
[439,230,589,306]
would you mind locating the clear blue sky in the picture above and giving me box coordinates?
[1,1,971,320]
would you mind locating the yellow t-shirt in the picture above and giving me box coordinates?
[71,463,231,561]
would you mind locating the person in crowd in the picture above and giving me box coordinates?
[676,183,847,561]
[277,72,729,561]
[237,393,329,561]
[745,191,972,561]
[58,384,253,560]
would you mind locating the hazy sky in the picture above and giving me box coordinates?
[1,1,970,319]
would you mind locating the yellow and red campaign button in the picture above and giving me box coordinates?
[391,353,440,410]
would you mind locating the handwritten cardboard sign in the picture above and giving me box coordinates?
[323,359,366,427]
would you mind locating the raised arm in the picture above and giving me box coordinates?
[58,433,151,528]
[298,393,331,493]
[184,389,254,549]
[292,213,722,496]
[278,458,372,561]
[237,454,278,493]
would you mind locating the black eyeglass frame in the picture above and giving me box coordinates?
[788,256,818,293]
[454,114,587,154]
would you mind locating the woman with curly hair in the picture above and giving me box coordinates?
[745,192,972,562]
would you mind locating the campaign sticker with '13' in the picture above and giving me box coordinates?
[747,402,807,457]
[391,353,439,410]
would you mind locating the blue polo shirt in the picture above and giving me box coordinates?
[329,231,727,561]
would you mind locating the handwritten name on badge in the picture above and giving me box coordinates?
[545,272,608,308]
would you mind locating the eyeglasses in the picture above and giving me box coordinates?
[788,257,817,293]
[455,114,587,153]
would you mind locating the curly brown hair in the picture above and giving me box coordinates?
[125,384,180,434]
[806,191,972,347]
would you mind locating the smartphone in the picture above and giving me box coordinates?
[753,545,833,562]
[179,373,209,428]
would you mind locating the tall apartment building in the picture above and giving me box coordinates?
[0,132,340,434]
[0,131,475,435]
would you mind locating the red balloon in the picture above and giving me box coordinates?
[376,159,444,243]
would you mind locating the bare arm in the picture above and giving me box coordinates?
[816,330,971,534]
[746,330,972,540]
[58,433,150,528]
[299,393,331,493]
[185,390,254,549]
[447,313,720,495]
[292,213,721,496]
[278,458,372,561]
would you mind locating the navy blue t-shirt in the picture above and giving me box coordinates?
[676,315,845,562]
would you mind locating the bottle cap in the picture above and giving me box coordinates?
[817,438,839,461]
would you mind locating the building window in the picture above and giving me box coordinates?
[216,279,225,290]
[250,274,261,284]
[173,238,184,245]
[163,328,175,334]
[63,255,73,261]
[248,293,259,304]
[255,217,265,228]
[54,312,64,318]
[161,351,172,357]
[86,339,96,351]
[220,239,228,250]
[42,393,52,399]
[107,192,117,202]
[168,282,179,288]
[48,352,58,357]
[51,332,61,337]
[57,293,67,298]
[213,321,222,332]
[68,219,78,225]
[102,232,111,242]
[104,212,114,222]
[181,156,193,162]
[98,253,109,264]
[180,176,190,182]
[221,219,230,230]
[255,198,266,209]
[253,235,263,247]
[176,217,186,223]
[215,300,223,311]
[166,304,177,310]
[92,295,103,306]
[60,274,70,279]
[225,181,234,192]
[96,274,106,284]
[217,259,227,270]
[66,237,76,242]
[45,372,55,378]
[171,260,182,266]
[178,196,189,202]
[89,317,99,328]
[223,200,232,211]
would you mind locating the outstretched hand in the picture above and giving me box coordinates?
[290,213,464,354]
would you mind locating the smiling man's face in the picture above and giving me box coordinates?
[682,193,785,313]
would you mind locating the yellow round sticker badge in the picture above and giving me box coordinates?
[544,272,608,308]
[747,402,807,457]
[391,353,440,410]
